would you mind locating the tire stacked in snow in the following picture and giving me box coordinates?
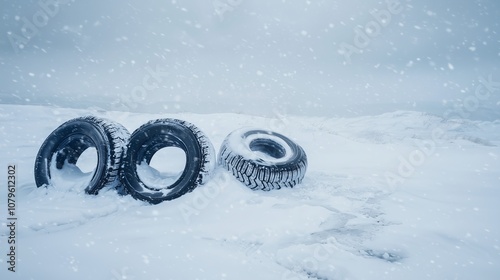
[34,117,305,202]
[219,128,307,190]
[34,116,130,194]
[120,118,215,204]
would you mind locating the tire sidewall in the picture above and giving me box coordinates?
[219,128,308,190]
[34,118,111,194]
[230,129,306,167]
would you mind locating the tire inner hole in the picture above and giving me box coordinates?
[51,143,98,191]
[76,147,98,173]
[249,138,286,159]
[138,146,187,189]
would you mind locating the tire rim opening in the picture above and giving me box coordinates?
[50,147,98,191]
[137,147,187,190]
[76,147,98,174]
[249,138,287,160]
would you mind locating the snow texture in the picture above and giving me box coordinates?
[50,156,94,193]
[1,104,499,280]
[136,160,184,193]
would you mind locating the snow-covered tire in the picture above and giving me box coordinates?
[34,116,130,194]
[120,119,215,204]
[219,128,307,191]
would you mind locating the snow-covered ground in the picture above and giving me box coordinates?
[1,0,499,279]
[0,104,499,279]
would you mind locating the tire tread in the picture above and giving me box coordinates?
[218,132,307,191]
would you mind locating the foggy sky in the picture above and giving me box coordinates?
[1,0,499,119]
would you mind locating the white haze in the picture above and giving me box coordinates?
[0,0,499,119]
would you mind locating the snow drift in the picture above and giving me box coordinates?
[0,104,499,279]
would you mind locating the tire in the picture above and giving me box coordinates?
[34,116,130,194]
[219,128,307,191]
[120,118,215,204]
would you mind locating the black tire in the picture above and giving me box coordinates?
[120,118,215,204]
[219,128,307,191]
[34,116,130,194]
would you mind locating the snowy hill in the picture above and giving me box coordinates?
[0,104,499,279]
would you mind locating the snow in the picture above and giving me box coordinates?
[50,156,94,194]
[74,147,97,174]
[1,1,499,278]
[47,144,99,193]
[0,104,499,279]
[136,157,185,192]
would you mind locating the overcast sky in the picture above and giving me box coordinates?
[1,0,499,119]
